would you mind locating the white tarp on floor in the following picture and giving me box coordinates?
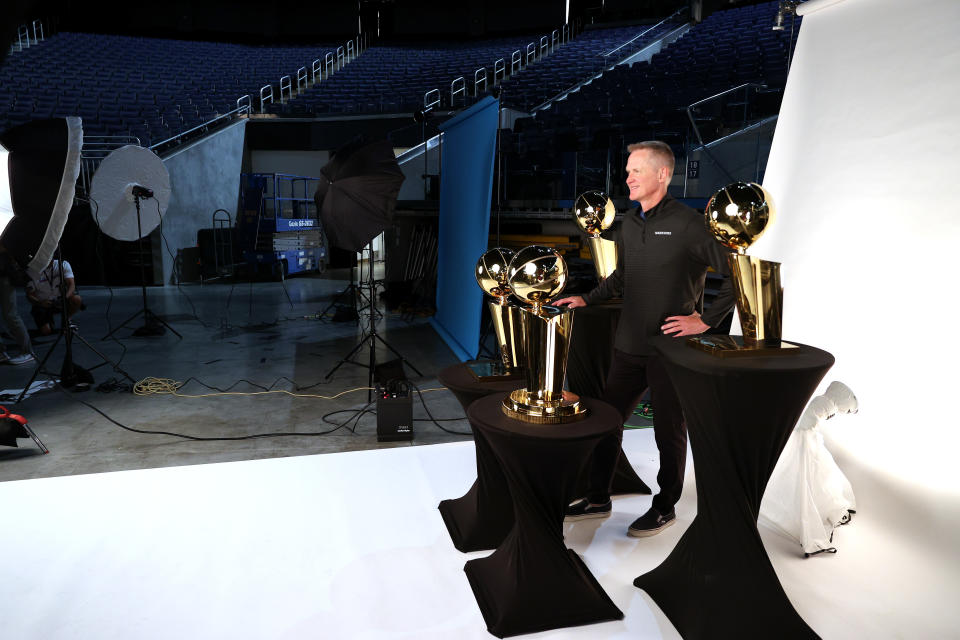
[1,429,957,639]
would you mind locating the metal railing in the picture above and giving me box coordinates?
[149,103,251,155]
[279,75,293,102]
[530,14,683,113]
[296,66,308,94]
[9,19,44,53]
[474,68,487,96]
[424,89,441,111]
[599,8,686,64]
[422,22,575,110]
[240,33,367,117]
[686,82,767,147]
[682,83,776,196]
[493,58,505,85]
[451,77,466,106]
[259,85,274,112]
[79,135,141,195]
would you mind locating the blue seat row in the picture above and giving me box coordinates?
[0,31,339,146]
[501,1,798,199]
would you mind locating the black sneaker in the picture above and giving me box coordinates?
[564,498,612,522]
[627,507,676,537]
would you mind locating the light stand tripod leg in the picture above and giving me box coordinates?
[372,332,423,377]
[102,309,142,340]
[323,332,370,379]
[141,308,182,338]
[107,194,181,339]
[14,331,64,404]
[319,283,359,320]
[70,328,137,385]
[323,242,421,396]
[23,424,48,454]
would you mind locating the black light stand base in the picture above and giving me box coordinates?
[323,245,421,402]
[17,324,137,404]
[133,322,166,337]
[104,308,180,340]
[60,361,94,390]
[102,193,181,340]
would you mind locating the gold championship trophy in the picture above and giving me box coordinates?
[573,191,618,281]
[501,245,588,423]
[688,182,798,356]
[469,247,524,381]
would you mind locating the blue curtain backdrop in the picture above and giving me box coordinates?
[429,96,499,362]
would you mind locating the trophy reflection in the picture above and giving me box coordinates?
[574,190,618,281]
[688,182,797,356]
[469,247,524,381]
[501,245,588,423]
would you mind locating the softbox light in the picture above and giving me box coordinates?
[0,117,83,279]
[314,138,404,253]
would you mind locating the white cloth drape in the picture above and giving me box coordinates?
[760,381,858,556]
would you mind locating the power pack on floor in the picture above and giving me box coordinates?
[376,385,413,442]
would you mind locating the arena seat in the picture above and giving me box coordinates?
[0,32,339,146]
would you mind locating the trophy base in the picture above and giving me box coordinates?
[467,360,523,382]
[686,335,799,358]
[501,389,589,424]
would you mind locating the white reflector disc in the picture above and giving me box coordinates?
[90,145,171,241]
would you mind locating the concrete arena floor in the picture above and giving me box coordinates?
[0,269,469,482]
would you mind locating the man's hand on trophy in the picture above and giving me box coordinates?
[553,295,586,308]
[662,312,709,337]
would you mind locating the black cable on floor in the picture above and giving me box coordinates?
[409,382,471,436]
[89,196,129,366]
[55,380,374,441]
[321,407,377,434]
[157,201,210,329]
[173,375,332,394]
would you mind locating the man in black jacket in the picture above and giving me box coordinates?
[555,141,735,536]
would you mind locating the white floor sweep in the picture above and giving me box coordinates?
[1,429,956,639]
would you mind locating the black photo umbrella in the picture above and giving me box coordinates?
[314,138,420,396]
[314,138,405,253]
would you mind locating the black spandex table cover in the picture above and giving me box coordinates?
[437,363,525,552]
[633,336,833,640]
[463,394,624,638]
[566,301,651,497]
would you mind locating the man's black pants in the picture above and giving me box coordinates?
[587,349,687,514]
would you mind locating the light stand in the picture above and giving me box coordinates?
[325,240,421,401]
[16,246,136,404]
[102,187,181,339]
[317,255,366,323]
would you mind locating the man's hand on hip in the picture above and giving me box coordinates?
[661,311,709,337]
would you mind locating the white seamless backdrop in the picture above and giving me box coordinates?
[756,0,960,557]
